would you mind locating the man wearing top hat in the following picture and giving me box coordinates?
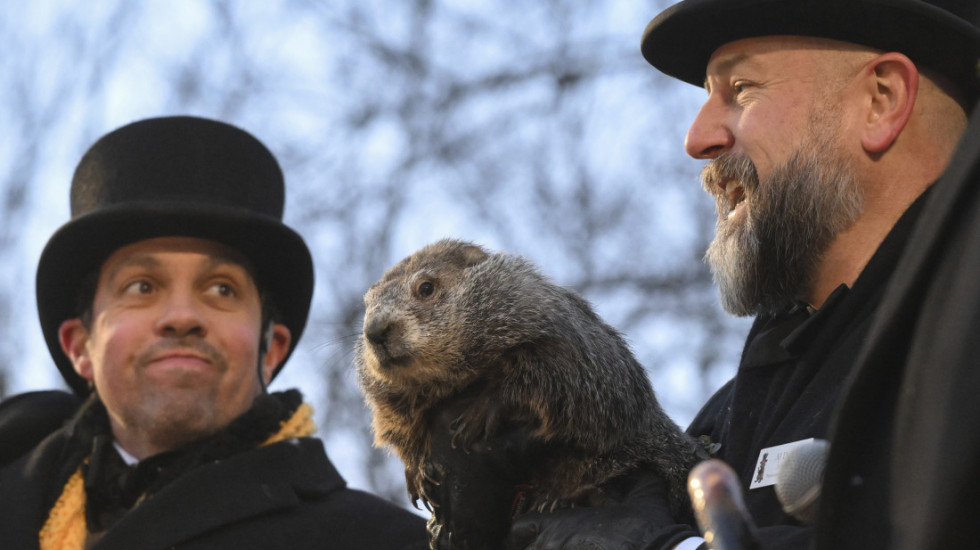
[493,1,980,549]
[0,116,427,549]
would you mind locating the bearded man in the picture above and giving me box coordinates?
[490,1,980,549]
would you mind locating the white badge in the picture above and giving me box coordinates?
[749,438,814,489]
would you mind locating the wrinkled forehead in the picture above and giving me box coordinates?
[702,35,876,91]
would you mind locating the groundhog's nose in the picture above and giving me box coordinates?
[364,315,391,346]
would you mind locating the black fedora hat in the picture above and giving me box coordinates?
[36,116,315,395]
[642,0,980,103]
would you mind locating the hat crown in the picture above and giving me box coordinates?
[69,116,284,221]
[38,116,314,395]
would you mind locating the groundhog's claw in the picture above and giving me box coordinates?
[422,461,443,486]
[446,394,511,454]
[448,417,466,451]
[417,460,446,515]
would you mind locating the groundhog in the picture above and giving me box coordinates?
[356,238,699,549]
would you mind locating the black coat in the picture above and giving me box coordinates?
[817,100,980,549]
[686,194,925,549]
[0,390,81,467]
[0,425,427,549]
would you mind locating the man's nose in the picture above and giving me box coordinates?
[155,292,207,338]
[684,94,733,159]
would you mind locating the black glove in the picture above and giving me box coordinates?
[505,468,702,550]
[425,395,547,550]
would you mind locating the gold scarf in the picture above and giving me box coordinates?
[38,402,316,550]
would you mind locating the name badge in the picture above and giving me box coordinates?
[749,438,814,489]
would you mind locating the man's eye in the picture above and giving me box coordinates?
[208,282,237,298]
[123,280,153,295]
[732,81,753,97]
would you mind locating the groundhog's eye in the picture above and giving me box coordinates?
[417,281,435,298]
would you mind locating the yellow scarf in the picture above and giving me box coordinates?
[38,402,316,550]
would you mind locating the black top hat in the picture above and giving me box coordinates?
[642,0,980,104]
[36,116,315,395]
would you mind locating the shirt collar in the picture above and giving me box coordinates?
[113,441,139,466]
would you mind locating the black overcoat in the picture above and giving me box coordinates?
[685,194,925,549]
[817,98,980,549]
[0,390,81,467]
[0,425,427,549]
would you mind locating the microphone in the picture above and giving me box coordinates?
[688,459,760,550]
[774,439,829,524]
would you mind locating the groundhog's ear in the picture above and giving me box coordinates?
[459,244,489,267]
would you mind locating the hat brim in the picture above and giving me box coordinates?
[642,0,980,102]
[36,203,314,395]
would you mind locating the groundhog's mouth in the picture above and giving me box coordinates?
[369,343,414,369]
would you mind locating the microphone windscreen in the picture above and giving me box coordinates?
[774,439,829,524]
[688,459,759,550]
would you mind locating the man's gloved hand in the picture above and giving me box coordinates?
[505,468,701,550]
[426,395,546,550]
[425,395,702,550]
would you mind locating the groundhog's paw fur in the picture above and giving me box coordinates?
[447,393,514,453]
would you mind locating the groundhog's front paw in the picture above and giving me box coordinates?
[429,393,545,470]
[447,396,509,452]
[449,416,489,454]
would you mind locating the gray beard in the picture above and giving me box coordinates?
[702,128,864,316]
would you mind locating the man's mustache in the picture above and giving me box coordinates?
[700,153,759,216]
[135,338,226,371]
[701,153,758,196]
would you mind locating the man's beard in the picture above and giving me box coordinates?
[702,124,864,316]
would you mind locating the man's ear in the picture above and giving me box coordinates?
[260,323,291,385]
[860,52,919,153]
[59,319,93,380]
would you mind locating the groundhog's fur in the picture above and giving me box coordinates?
[356,239,698,548]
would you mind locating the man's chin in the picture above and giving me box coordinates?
[131,394,224,445]
[715,286,758,318]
